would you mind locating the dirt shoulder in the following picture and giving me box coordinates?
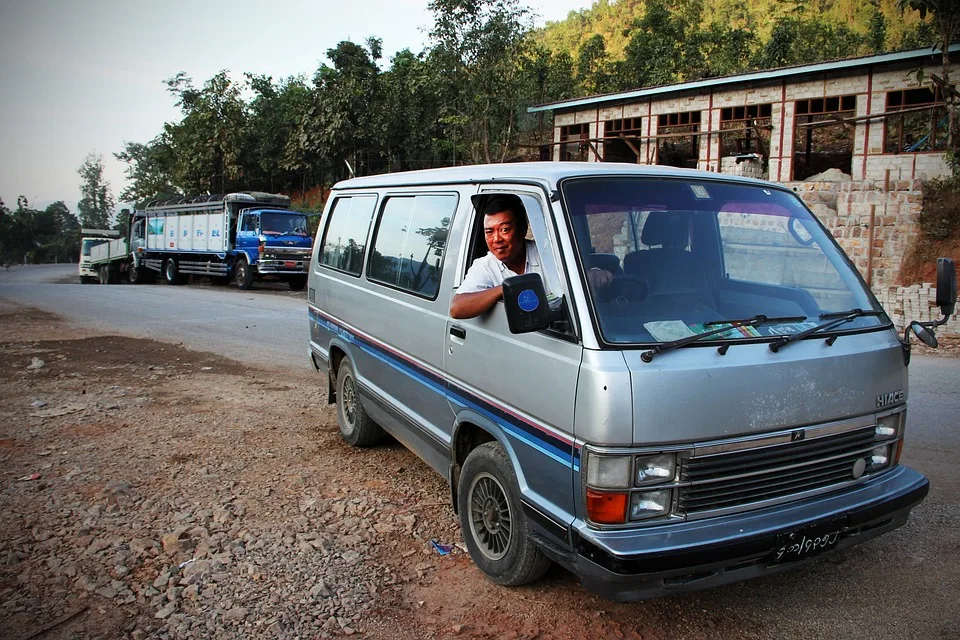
[1,301,957,640]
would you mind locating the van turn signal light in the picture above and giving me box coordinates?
[586,489,628,524]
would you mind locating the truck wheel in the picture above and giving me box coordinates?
[458,442,551,586]
[128,263,142,284]
[234,257,254,290]
[288,275,308,291]
[164,259,184,285]
[335,360,383,447]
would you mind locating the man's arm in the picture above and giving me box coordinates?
[450,286,503,320]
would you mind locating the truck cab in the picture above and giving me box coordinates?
[233,208,313,289]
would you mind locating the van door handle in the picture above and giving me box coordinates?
[450,325,467,340]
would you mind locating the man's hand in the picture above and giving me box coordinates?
[587,267,613,289]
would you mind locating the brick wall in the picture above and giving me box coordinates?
[791,178,958,337]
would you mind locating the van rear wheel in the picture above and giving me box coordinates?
[335,360,383,447]
[458,442,551,586]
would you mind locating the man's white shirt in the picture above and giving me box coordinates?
[457,239,543,294]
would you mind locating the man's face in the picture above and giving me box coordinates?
[483,211,524,264]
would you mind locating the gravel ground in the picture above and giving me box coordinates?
[1,299,958,640]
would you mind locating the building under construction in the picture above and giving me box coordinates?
[529,44,959,184]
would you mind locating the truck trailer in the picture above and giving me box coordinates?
[86,192,313,290]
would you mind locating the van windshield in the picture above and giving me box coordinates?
[561,177,887,345]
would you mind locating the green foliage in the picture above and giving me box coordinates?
[0,198,80,266]
[77,153,115,229]
[104,0,949,208]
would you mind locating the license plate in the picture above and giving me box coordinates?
[771,519,843,565]
[284,261,296,267]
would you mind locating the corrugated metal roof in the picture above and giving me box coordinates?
[528,44,960,114]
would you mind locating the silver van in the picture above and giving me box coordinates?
[306,163,955,601]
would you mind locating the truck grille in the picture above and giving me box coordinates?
[678,427,876,515]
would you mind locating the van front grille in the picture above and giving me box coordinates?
[678,427,877,515]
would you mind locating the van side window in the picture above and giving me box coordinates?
[319,195,377,276]
[368,194,456,299]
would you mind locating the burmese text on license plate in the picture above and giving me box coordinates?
[773,530,840,564]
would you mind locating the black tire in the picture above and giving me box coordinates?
[288,274,308,291]
[458,442,551,586]
[164,259,184,285]
[98,266,107,284]
[335,360,383,447]
[234,256,254,290]
[128,262,143,284]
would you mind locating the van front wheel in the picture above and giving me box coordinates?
[335,361,383,447]
[458,442,551,586]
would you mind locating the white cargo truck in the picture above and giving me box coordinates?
[85,192,313,289]
[79,228,121,283]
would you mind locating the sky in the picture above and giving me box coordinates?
[0,0,597,214]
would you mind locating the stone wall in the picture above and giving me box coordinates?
[791,178,958,337]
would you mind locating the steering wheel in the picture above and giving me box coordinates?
[597,274,649,305]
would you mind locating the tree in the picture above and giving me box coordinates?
[245,73,312,191]
[115,136,178,203]
[164,71,249,193]
[427,0,533,163]
[620,0,686,88]
[868,2,888,53]
[43,201,81,263]
[77,153,115,228]
[576,34,613,95]
[898,0,960,158]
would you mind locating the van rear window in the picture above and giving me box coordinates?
[319,195,377,276]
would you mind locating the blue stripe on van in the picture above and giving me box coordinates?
[309,307,576,467]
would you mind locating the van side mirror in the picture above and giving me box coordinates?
[502,273,562,334]
[936,257,956,318]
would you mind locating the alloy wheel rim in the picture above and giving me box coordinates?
[468,472,511,561]
[341,374,356,434]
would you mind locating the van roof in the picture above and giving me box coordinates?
[332,162,776,191]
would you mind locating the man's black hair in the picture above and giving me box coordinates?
[481,194,528,236]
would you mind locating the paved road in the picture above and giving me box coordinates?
[0,264,311,370]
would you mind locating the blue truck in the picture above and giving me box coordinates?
[90,192,313,290]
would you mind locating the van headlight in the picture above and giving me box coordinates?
[629,489,673,520]
[585,451,678,525]
[875,411,904,440]
[635,454,676,486]
[869,444,891,471]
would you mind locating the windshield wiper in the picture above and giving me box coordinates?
[642,314,803,363]
[769,308,883,352]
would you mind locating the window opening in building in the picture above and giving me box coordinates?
[720,104,773,172]
[884,88,947,154]
[656,111,701,169]
[559,123,590,161]
[602,117,643,163]
[793,95,857,181]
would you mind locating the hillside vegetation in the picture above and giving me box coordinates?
[536,0,931,83]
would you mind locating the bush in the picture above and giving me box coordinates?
[919,177,960,240]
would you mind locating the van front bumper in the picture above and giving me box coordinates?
[565,465,928,602]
